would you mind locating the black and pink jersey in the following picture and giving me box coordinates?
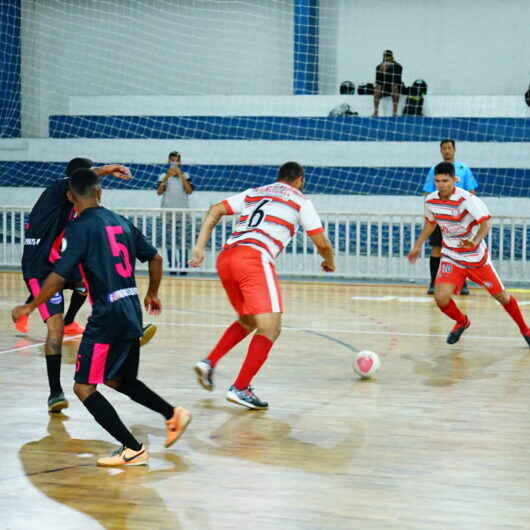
[22,179,75,280]
[53,207,157,342]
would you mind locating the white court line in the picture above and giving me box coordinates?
[153,321,521,342]
[0,335,81,355]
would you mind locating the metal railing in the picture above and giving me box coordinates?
[2,206,529,283]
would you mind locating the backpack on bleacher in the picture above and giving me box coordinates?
[357,83,374,95]
[402,79,428,116]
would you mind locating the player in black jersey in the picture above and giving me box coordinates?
[19,157,157,414]
[13,169,190,466]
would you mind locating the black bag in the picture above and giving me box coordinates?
[357,83,374,95]
[525,85,530,107]
[402,79,428,116]
[340,80,355,95]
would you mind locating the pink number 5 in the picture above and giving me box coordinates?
[105,226,133,278]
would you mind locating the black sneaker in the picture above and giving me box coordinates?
[426,285,435,295]
[460,283,470,295]
[194,359,214,391]
[48,392,69,413]
[523,334,530,348]
[447,317,470,344]
[226,385,268,410]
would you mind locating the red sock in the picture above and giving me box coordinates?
[438,299,467,324]
[233,334,273,390]
[207,321,249,367]
[502,296,530,334]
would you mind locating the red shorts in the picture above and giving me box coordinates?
[436,259,505,295]
[217,246,283,315]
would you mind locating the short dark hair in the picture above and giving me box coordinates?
[65,157,93,177]
[440,139,455,149]
[168,151,180,158]
[69,168,100,197]
[277,161,304,183]
[434,162,455,177]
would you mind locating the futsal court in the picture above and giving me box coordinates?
[2,270,530,529]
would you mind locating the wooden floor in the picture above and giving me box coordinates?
[2,271,530,529]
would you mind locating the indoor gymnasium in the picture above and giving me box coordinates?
[1,1,530,529]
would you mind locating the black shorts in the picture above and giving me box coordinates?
[377,83,400,97]
[75,337,140,384]
[25,277,64,322]
[429,225,443,247]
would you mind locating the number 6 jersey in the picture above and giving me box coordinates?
[222,182,324,260]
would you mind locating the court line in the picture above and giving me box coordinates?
[152,321,521,342]
[0,335,81,355]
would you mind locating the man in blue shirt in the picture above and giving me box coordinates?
[422,139,478,295]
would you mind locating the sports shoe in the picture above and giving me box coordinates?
[523,333,530,348]
[426,285,435,295]
[139,323,157,347]
[194,359,214,391]
[15,315,29,334]
[48,392,69,413]
[460,283,470,296]
[226,385,268,410]
[97,444,149,467]
[63,322,84,335]
[446,317,471,344]
[165,407,192,448]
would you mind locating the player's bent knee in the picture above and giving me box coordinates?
[73,382,97,401]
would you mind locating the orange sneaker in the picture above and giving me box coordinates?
[139,323,157,347]
[15,315,29,334]
[63,322,84,335]
[97,444,149,467]
[165,407,192,448]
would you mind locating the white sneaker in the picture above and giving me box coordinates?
[194,359,214,391]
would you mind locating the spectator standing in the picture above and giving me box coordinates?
[373,50,403,117]
[156,151,194,273]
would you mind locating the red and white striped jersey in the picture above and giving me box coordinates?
[424,187,491,268]
[222,182,324,260]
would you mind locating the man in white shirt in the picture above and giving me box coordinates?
[156,151,194,273]
[189,162,335,410]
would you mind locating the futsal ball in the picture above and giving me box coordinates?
[353,350,380,379]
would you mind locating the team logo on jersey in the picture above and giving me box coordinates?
[440,263,453,274]
[50,292,63,304]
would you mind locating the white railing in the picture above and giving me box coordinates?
[2,206,530,283]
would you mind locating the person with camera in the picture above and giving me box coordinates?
[157,151,194,274]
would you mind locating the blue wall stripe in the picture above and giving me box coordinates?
[0,1,21,137]
[1,162,528,196]
[49,115,530,142]
[293,0,319,94]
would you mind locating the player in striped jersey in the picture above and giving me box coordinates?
[408,162,530,346]
[189,162,335,409]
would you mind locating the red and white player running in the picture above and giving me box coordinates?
[189,161,335,409]
[408,162,530,346]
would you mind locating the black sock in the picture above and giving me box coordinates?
[429,256,441,285]
[83,391,142,450]
[25,294,33,304]
[46,354,63,395]
[64,290,87,326]
[118,379,174,420]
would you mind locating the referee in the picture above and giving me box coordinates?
[423,139,478,295]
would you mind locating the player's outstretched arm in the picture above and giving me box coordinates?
[93,164,132,180]
[11,272,66,322]
[309,232,336,272]
[408,220,437,264]
[189,202,228,267]
[144,253,163,315]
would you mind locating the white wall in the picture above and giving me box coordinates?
[326,0,530,96]
[20,0,294,136]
